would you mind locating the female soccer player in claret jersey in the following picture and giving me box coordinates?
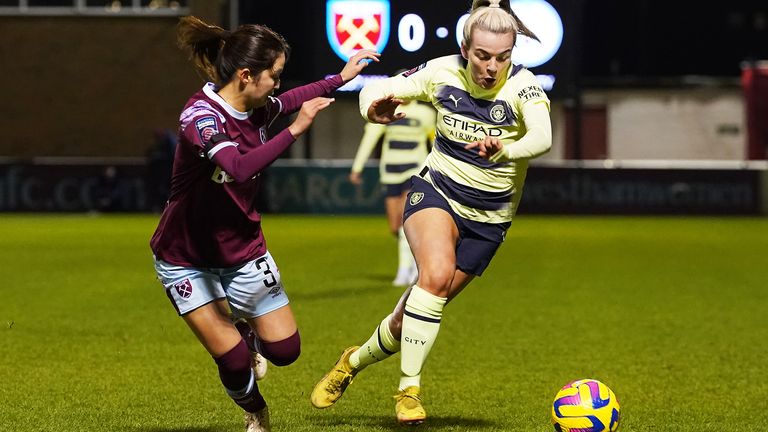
[311,0,552,426]
[149,16,378,432]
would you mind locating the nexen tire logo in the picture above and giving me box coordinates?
[326,0,390,62]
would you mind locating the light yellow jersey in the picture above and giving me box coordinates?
[359,55,552,223]
[351,102,436,185]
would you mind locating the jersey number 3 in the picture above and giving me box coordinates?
[254,256,278,288]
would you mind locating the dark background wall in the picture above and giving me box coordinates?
[579,0,768,78]
[0,16,202,158]
[1,0,766,158]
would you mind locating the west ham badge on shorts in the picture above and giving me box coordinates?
[326,0,390,62]
[173,279,193,299]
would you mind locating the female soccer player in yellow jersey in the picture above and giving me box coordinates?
[349,98,436,287]
[311,0,552,425]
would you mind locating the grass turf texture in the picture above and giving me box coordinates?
[1,214,766,431]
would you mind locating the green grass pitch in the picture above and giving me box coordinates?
[1,214,766,431]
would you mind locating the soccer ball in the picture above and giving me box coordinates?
[551,379,620,432]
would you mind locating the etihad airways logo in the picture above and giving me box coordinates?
[326,0,390,62]
[442,115,503,138]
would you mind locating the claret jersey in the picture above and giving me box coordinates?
[359,55,551,224]
[151,76,343,268]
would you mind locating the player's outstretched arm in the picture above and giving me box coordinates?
[366,94,406,124]
[339,50,380,82]
[205,98,335,182]
[288,97,335,137]
[276,50,379,115]
[488,102,552,162]
[359,58,438,123]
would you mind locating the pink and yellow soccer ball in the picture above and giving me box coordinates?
[551,379,620,432]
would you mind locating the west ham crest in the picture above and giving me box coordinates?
[326,0,390,62]
[174,279,193,299]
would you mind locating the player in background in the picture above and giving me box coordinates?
[348,87,436,287]
[149,16,378,432]
[311,0,551,425]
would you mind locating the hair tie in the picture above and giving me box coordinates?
[489,0,501,7]
[219,30,231,50]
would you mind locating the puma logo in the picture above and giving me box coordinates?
[448,94,462,108]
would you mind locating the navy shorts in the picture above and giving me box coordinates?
[382,180,411,197]
[403,176,510,276]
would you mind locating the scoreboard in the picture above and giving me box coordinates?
[309,0,578,98]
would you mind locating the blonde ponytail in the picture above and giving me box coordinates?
[464,0,539,47]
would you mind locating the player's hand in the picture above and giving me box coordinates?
[348,172,362,185]
[465,136,504,159]
[288,97,335,137]
[340,50,381,82]
[367,94,406,124]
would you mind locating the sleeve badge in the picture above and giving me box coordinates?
[195,116,219,143]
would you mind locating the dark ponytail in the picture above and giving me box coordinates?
[177,16,291,85]
[177,16,229,83]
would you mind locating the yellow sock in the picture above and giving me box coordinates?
[350,314,400,369]
[399,285,446,390]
